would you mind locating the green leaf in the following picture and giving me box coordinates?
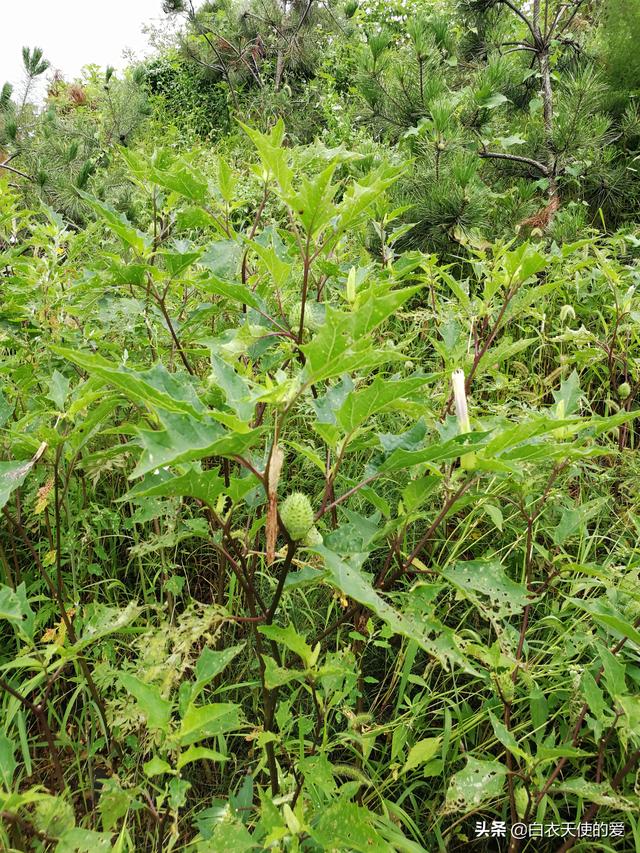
[0,390,13,428]
[552,779,638,811]
[77,190,151,255]
[47,370,70,410]
[483,504,503,530]
[200,240,243,279]
[176,746,228,770]
[239,118,292,192]
[0,459,37,512]
[258,624,313,667]
[120,148,209,203]
[52,349,205,416]
[0,733,16,787]
[445,758,507,809]
[379,432,490,472]
[193,643,246,696]
[580,671,609,722]
[403,737,441,773]
[496,134,526,147]
[143,755,173,777]
[263,656,302,689]
[312,800,394,853]
[440,560,531,620]
[73,602,141,651]
[553,370,583,417]
[200,276,265,311]
[209,820,255,852]
[503,242,547,284]
[131,410,262,478]
[571,598,640,648]
[316,546,477,675]
[125,465,226,505]
[179,703,244,745]
[251,240,292,289]
[479,92,508,109]
[337,375,430,433]
[119,673,171,732]
[160,246,203,277]
[209,355,255,421]
[489,712,528,761]
[56,828,113,853]
[536,745,594,763]
[0,585,23,623]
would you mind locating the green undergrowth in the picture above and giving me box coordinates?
[1,120,640,852]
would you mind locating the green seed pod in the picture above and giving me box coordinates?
[288,301,324,333]
[303,525,323,547]
[280,493,314,541]
[619,382,631,400]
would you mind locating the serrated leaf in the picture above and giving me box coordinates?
[337,375,430,433]
[131,409,262,478]
[47,370,70,410]
[125,465,226,505]
[193,643,246,696]
[259,624,313,667]
[53,349,205,416]
[119,673,172,732]
[176,745,228,770]
[179,703,244,745]
[143,755,173,777]
[441,560,531,620]
[316,546,478,675]
[78,190,151,255]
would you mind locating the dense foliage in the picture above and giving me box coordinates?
[1,1,640,851]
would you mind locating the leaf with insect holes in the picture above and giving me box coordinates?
[445,758,507,811]
[312,800,394,852]
[440,560,532,620]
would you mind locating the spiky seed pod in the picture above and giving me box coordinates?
[280,493,314,541]
[288,301,324,333]
[619,382,631,400]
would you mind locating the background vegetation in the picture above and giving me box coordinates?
[1,0,640,850]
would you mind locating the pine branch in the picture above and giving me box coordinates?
[0,156,31,180]
[478,143,549,176]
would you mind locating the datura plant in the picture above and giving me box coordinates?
[1,122,640,851]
